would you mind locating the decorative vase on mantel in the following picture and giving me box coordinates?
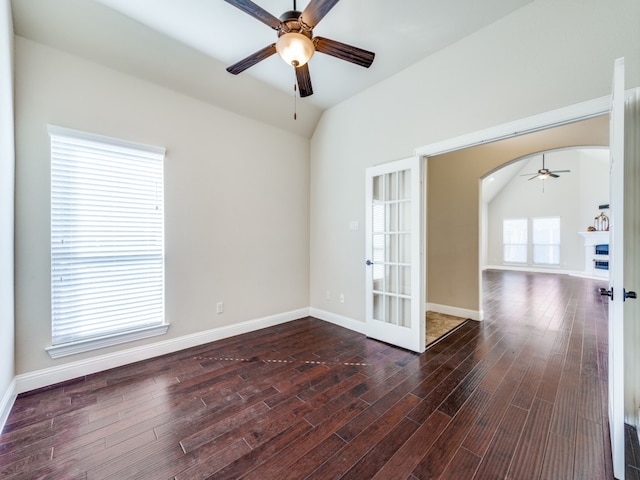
[594,212,609,231]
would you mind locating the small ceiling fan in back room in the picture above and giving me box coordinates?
[224,0,375,98]
[520,154,571,181]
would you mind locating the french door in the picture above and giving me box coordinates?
[365,157,425,353]
[608,56,625,480]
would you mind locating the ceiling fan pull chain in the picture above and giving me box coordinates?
[293,83,297,120]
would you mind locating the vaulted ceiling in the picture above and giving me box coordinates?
[11,0,533,137]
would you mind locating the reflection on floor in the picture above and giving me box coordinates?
[426,311,468,345]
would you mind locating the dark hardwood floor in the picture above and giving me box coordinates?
[0,270,617,479]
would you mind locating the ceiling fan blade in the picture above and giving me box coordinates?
[549,173,560,178]
[313,37,375,68]
[226,44,277,75]
[224,0,282,30]
[300,0,340,29]
[295,63,313,97]
[528,175,539,181]
[519,172,538,176]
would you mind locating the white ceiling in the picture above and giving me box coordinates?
[481,149,611,204]
[11,0,533,136]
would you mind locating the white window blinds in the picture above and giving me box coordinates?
[532,217,561,265]
[49,125,166,353]
[503,218,527,264]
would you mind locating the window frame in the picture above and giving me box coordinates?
[47,125,169,359]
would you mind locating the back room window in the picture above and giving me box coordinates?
[503,218,527,264]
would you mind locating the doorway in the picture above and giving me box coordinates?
[422,114,609,323]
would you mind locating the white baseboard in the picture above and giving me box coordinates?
[426,303,481,321]
[309,308,366,335]
[14,307,310,395]
[483,264,578,276]
[0,378,16,433]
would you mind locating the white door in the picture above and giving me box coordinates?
[365,157,425,353]
[607,56,625,480]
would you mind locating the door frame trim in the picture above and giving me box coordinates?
[414,95,610,158]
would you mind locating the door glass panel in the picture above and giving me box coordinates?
[373,293,383,321]
[397,169,410,200]
[386,265,398,294]
[399,298,411,327]
[386,203,398,232]
[373,234,385,259]
[398,200,411,232]
[386,172,397,201]
[386,295,398,325]
[398,234,411,263]
[372,204,385,233]
[372,175,383,202]
[385,234,397,262]
[399,266,411,295]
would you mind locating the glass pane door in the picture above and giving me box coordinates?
[365,157,424,352]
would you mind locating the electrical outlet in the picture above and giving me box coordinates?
[325,290,331,301]
[339,294,345,304]
[216,302,224,314]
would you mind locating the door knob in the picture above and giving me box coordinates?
[599,287,613,300]
[365,260,373,266]
[624,289,637,301]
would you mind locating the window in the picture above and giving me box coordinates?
[48,125,168,358]
[532,217,561,265]
[503,218,527,263]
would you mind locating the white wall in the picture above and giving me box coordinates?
[309,0,640,322]
[14,37,311,375]
[485,149,610,271]
[0,0,16,423]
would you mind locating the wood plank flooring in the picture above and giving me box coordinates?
[0,270,615,479]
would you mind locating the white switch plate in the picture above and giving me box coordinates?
[349,220,359,231]
[216,302,224,314]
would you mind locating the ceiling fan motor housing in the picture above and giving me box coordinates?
[278,11,312,38]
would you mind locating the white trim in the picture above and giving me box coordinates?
[0,378,17,433]
[15,308,309,395]
[46,324,170,359]
[309,308,366,335]
[426,303,482,321]
[486,264,609,281]
[414,95,611,158]
[47,124,166,156]
[484,264,580,276]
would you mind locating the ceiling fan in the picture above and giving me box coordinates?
[224,0,375,97]
[520,154,571,180]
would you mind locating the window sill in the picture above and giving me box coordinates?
[46,323,170,359]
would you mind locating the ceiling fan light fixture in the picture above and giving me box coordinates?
[538,173,550,180]
[276,32,315,67]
